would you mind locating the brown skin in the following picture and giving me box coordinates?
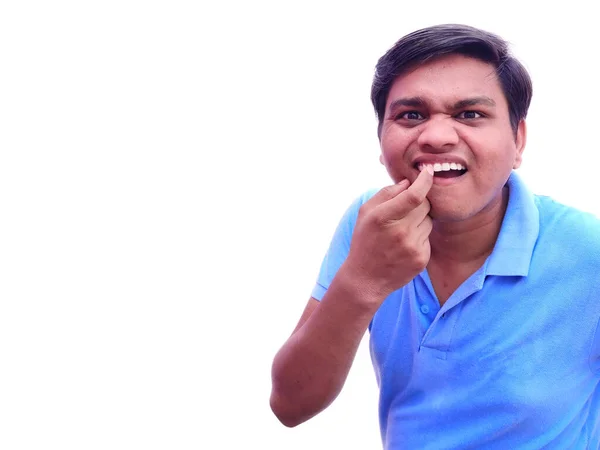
[270,171,433,427]
[379,54,526,303]
[270,54,527,426]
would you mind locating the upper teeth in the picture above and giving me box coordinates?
[419,162,465,172]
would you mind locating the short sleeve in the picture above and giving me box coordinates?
[311,189,378,301]
[589,315,600,374]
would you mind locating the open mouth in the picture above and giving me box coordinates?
[416,162,467,179]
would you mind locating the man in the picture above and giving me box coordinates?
[270,24,600,449]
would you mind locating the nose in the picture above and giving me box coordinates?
[417,116,459,150]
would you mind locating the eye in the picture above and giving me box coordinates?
[397,111,425,120]
[456,110,483,119]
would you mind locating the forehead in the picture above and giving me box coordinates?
[386,54,506,108]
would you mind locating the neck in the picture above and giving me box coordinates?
[429,187,509,266]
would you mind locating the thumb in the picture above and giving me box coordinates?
[366,179,410,207]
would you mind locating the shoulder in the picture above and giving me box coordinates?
[311,187,382,299]
[535,194,600,261]
[322,187,382,249]
[337,188,380,227]
[535,195,600,238]
[353,188,380,210]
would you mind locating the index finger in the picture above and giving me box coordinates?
[403,166,434,206]
[364,178,410,208]
[379,167,434,218]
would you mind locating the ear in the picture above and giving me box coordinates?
[512,120,527,169]
[379,153,384,165]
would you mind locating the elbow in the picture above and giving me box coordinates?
[269,391,308,428]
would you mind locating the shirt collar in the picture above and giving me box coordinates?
[486,171,539,277]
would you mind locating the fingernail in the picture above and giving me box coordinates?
[426,165,434,176]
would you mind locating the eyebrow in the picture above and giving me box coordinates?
[452,96,496,109]
[387,96,497,113]
[388,96,427,112]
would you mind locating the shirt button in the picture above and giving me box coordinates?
[420,304,430,314]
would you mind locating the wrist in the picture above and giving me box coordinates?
[335,262,391,310]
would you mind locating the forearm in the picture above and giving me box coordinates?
[270,266,382,427]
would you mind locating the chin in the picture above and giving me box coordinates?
[428,202,474,223]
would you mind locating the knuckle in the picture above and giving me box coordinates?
[422,199,431,214]
[406,244,421,259]
[414,252,429,269]
[380,185,395,196]
[357,204,369,220]
[371,211,388,228]
[406,244,428,269]
[404,190,423,207]
[393,226,409,242]
[379,185,398,201]
[423,222,433,237]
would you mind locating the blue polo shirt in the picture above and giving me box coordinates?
[311,172,600,449]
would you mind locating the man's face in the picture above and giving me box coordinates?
[379,54,526,222]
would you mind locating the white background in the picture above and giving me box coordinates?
[1,1,599,449]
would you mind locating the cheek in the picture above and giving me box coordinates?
[380,134,407,165]
[380,154,407,184]
[470,133,518,170]
[380,131,418,183]
[380,150,397,168]
[493,143,521,171]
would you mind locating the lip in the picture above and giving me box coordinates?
[411,165,468,187]
[430,172,467,186]
[412,157,468,170]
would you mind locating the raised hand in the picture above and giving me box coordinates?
[343,166,434,303]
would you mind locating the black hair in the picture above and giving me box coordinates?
[371,24,533,138]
